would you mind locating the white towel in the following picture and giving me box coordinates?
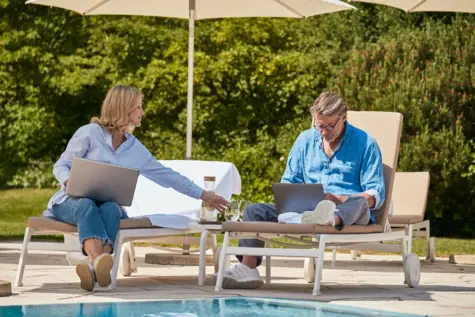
[137,214,193,229]
[124,160,241,219]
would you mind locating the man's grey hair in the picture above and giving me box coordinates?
[309,92,347,116]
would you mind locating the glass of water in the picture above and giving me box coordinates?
[224,200,241,221]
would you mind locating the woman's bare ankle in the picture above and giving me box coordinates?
[102,244,113,254]
[241,256,258,269]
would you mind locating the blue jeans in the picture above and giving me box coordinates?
[51,197,129,255]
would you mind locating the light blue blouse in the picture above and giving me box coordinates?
[44,123,203,217]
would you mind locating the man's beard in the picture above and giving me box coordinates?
[323,134,337,143]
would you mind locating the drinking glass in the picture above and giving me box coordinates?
[225,200,242,221]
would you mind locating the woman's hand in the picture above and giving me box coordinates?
[200,190,230,213]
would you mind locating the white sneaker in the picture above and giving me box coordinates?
[301,200,336,225]
[214,263,263,289]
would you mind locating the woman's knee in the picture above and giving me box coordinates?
[100,201,122,218]
[75,198,98,212]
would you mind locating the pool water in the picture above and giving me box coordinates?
[0,297,427,317]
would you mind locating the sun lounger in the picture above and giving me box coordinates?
[389,171,434,260]
[214,111,422,295]
[331,173,433,266]
[15,216,222,289]
[15,160,240,289]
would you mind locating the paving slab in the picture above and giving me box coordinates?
[0,280,11,297]
[0,242,474,316]
[449,255,475,265]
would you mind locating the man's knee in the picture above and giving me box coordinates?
[356,196,369,210]
[347,196,370,225]
[243,203,276,222]
[347,196,369,210]
[243,203,262,221]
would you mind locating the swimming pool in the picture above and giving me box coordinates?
[0,297,427,317]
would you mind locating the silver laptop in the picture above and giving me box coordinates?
[66,157,139,206]
[272,183,325,215]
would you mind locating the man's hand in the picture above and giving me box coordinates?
[324,193,347,205]
[325,193,376,208]
[356,193,376,209]
[200,190,230,213]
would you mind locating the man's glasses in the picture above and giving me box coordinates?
[314,117,341,132]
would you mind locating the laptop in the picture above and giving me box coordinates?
[272,183,325,215]
[66,157,140,206]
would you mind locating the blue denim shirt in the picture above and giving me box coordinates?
[44,123,203,217]
[281,122,385,222]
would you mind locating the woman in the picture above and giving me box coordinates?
[45,85,229,292]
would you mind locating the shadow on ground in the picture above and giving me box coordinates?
[3,251,474,275]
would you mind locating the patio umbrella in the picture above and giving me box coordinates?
[351,0,475,13]
[25,0,355,159]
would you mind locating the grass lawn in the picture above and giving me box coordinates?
[0,188,58,240]
[1,189,474,257]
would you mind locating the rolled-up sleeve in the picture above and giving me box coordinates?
[281,133,306,184]
[140,154,203,200]
[360,139,385,209]
[53,126,90,186]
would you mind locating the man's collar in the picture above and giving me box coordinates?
[340,121,350,144]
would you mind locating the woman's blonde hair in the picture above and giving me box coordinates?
[90,85,143,133]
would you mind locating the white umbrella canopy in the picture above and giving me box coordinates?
[26,0,355,159]
[352,0,475,13]
[26,0,355,18]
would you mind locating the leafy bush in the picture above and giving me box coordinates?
[7,161,57,189]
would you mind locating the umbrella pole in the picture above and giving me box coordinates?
[182,0,196,255]
[186,0,196,160]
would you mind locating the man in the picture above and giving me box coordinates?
[219,92,385,289]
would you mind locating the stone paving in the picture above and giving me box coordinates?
[0,242,474,316]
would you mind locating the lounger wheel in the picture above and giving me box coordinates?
[120,243,137,277]
[304,257,316,283]
[404,253,421,288]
